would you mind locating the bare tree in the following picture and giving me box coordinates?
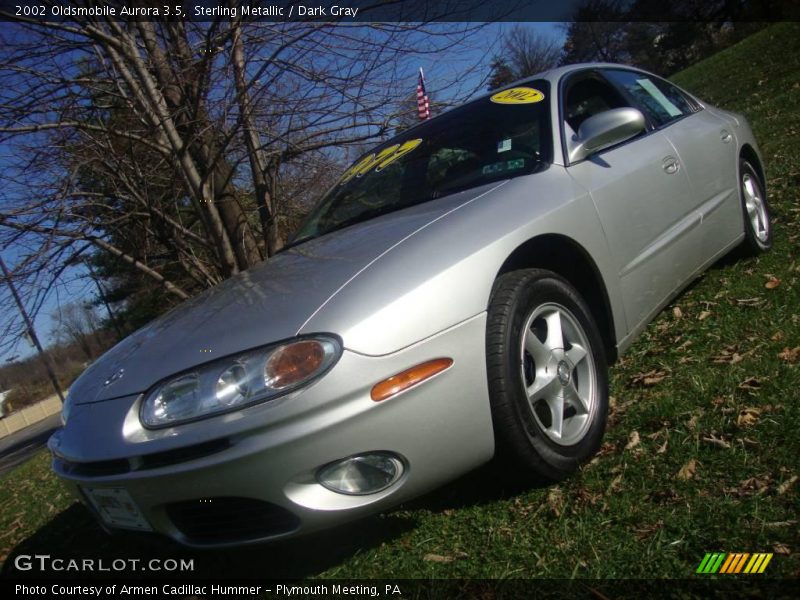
[488,25,562,90]
[53,302,99,361]
[0,6,492,356]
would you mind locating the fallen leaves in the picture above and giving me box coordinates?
[424,550,469,563]
[423,553,454,563]
[625,431,641,450]
[712,345,744,365]
[738,377,762,392]
[547,488,564,517]
[630,369,668,386]
[672,306,683,319]
[725,474,771,497]
[737,407,761,427]
[698,310,712,321]
[765,276,781,289]
[633,520,665,541]
[676,459,698,481]
[773,543,791,555]
[702,434,731,449]
[777,475,798,495]
[777,346,800,363]
[735,297,765,306]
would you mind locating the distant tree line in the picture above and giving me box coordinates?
[488,0,785,90]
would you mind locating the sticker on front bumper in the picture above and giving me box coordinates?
[82,487,152,531]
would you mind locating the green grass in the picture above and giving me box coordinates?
[2,23,799,580]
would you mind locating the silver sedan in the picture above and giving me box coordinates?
[49,63,771,547]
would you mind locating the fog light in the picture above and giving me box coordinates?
[317,453,404,495]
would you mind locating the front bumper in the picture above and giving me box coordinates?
[49,314,494,547]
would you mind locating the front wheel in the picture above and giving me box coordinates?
[739,158,772,254]
[486,269,609,482]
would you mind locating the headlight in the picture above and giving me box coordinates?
[140,336,341,429]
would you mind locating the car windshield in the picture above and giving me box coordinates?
[287,80,551,248]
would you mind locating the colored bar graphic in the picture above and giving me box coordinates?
[719,553,735,573]
[697,552,726,573]
[757,553,773,573]
[699,552,773,574]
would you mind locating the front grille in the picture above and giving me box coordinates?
[138,438,231,470]
[56,456,131,477]
[56,438,231,477]
[166,497,300,543]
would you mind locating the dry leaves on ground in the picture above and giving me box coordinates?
[725,475,772,497]
[685,413,701,430]
[673,306,683,319]
[777,346,800,363]
[765,276,781,289]
[737,407,761,427]
[698,310,712,320]
[607,474,624,494]
[424,552,468,563]
[738,377,762,391]
[777,475,798,495]
[630,369,668,386]
[712,345,745,364]
[676,459,698,481]
[547,488,564,517]
[625,431,641,450]
[773,543,791,555]
[736,297,765,306]
[703,434,732,449]
[633,520,664,541]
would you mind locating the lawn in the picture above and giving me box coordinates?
[1,22,798,581]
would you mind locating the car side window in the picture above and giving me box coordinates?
[603,69,693,128]
[563,75,629,132]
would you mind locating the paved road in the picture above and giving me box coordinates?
[0,414,60,476]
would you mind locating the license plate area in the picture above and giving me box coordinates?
[82,487,152,531]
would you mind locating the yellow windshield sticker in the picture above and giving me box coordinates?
[375,138,422,171]
[339,138,423,184]
[490,87,544,105]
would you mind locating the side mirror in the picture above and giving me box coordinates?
[569,107,646,163]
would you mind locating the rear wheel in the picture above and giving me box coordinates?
[739,158,772,254]
[486,269,609,482]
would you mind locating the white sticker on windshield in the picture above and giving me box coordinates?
[636,78,682,117]
[497,139,512,153]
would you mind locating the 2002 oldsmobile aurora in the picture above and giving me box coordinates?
[49,63,771,546]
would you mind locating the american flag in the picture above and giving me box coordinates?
[417,68,430,120]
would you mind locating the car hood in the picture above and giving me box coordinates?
[71,182,505,404]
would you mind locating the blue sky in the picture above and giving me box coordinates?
[0,21,566,364]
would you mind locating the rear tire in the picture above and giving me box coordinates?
[486,269,609,482]
[739,158,772,254]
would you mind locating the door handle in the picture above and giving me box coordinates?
[662,156,680,174]
[720,130,732,143]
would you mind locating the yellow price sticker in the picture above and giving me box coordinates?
[490,87,545,105]
[339,138,423,185]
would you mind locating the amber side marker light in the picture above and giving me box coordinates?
[371,358,453,402]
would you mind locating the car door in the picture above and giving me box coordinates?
[602,69,740,263]
[562,70,701,333]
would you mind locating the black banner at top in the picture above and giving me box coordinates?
[1,0,798,23]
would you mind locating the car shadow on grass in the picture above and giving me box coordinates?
[1,502,416,579]
[2,459,543,580]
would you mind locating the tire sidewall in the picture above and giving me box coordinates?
[491,271,609,479]
[740,159,772,252]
